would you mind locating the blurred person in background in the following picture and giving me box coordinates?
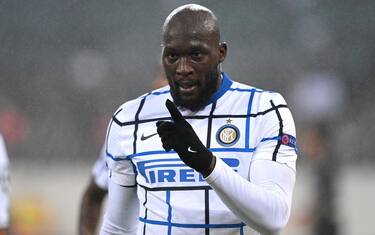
[0,133,10,235]
[100,4,297,235]
[79,74,168,235]
[79,145,108,235]
[290,72,345,235]
[300,123,338,235]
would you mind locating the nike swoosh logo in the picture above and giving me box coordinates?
[140,132,158,141]
[187,146,198,153]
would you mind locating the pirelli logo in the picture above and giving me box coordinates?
[136,158,240,184]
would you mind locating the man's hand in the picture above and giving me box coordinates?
[156,99,215,177]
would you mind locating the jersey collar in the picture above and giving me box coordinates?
[207,72,233,105]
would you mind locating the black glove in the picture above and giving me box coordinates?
[156,99,215,176]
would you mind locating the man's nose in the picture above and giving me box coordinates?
[176,57,193,76]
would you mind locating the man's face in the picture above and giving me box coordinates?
[162,28,225,111]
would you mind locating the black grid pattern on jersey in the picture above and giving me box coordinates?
[112,104,288,127]
[109,92,290,233]
[105,107,123,156]
[142,190,148,235]
[270,100,283,161]
[205,101,217,235]
[133,94,149,155]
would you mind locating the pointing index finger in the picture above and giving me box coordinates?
[165,99,184,123]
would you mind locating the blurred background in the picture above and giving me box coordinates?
[1,0,374,234]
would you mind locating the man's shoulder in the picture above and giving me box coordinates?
[112,85,170,123]
[231,80,284,100]
[228,80,288,113]
[231,80,264,92]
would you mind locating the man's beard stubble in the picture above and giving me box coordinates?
[170,68,220,112]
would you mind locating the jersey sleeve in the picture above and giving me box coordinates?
[100,178,139,235]
[206,153,295,233]
[105,106,137,187]
[252,92,298,171]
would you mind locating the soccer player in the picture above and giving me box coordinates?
[0,134,10,235]
[100,4,297,235]
[79,145,108,235]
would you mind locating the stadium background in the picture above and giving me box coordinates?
[1,0,374,234]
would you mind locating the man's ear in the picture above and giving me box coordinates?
[218,42,227,63]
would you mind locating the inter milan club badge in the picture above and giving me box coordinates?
[216,119,240,147]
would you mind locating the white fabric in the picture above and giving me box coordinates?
[92,145,109,190]
[0,134,10,228]
[101,159,294,235]
[206,158,295,234]
[102,73,297,234]
[100,179,139,235]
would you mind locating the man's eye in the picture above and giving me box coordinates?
[191,52,203,60]
[167,54,178,62]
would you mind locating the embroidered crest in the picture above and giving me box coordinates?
[216,124,240,147]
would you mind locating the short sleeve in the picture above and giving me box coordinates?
[252,92,297,171]
[105,109,137,187]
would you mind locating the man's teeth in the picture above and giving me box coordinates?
[181,84,194,88]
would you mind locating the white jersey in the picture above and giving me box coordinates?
[106,73,297,234]
[92,145,108,190]
[0,134,10,228]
